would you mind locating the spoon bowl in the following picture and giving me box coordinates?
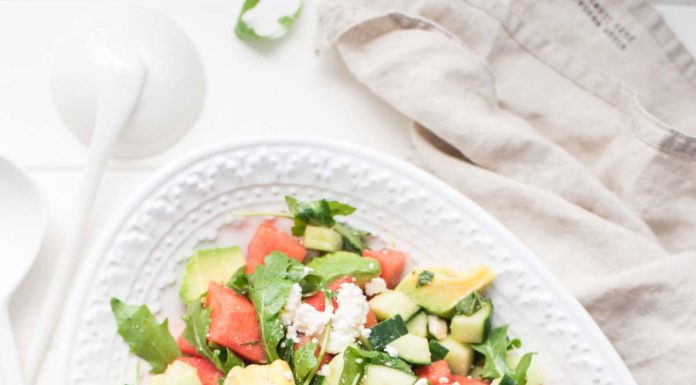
[0,157,47,385]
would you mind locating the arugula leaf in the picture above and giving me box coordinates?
[110,298,180,373]
[333,223,369,252]
[455,292,490,316]
[226,266,249,295]
[472,325,534,385]
[248,252,304,361]
[416,270,435,288]
[339,346,412,385]
[285,196,356,236]
[235,0,303,41]
[299,274,324,297]
[182,301,244,374]
[307,252,381,284]
[293,341,319,383]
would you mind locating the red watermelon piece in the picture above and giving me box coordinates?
[414,360,453,385]
[451,375,489,385]
[205,282,266,363]
[177,357,222,385]
[177,334,200,357]
[246,221,307,274]
[365,308,378,328]
[363,249,407,288]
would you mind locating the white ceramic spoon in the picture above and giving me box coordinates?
[25,5,205,383]
[0,158,47,385]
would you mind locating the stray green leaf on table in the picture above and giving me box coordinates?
[235,0,303,41]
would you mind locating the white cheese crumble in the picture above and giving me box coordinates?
[327,283,370,354]
[240,0,302,38]
[384,345,398,357]
[280,283,303,326]
[428,315,448,340]
[317,364,331,377]
[364,277,388,296]
[286,303,332,342]
[439,377,449,384]
[453,382,461,385]
[361,328,372,338]
[415,379,429,385]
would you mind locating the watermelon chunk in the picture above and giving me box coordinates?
[246,221,307,274]
[414,360,453,385]
[451,375,489,385]
[363,249,407,288]
[365,308,378,328]
[205,282,266,363]
[177,357,222,385]
[177,333,200,357]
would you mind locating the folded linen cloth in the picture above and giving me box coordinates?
[318,0,696,383]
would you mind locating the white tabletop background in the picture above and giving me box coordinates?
[0,0,694,382]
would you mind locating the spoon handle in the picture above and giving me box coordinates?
[0,297,24,385]
[24,56,146,384]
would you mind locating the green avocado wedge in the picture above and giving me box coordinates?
[179,246,246,303]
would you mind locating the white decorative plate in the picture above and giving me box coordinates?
[60,138,637,385]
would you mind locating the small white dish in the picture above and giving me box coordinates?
[60,138,637,385]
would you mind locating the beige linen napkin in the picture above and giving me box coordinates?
[318,0,696,383]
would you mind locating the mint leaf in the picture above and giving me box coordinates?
[285,196,356,236]
[455,292,491,316]
[110,298,180,373]
[416,270,435,288]
[249,252,304,361]
[226,266,249,295]
[307,252,380,284]
[293,341,319,383]
[182,301,243,374]
[472,325,534,385]
[333,223,369,252]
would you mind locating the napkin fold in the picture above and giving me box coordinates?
[318,0,696,383]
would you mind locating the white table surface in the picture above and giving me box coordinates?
[0,0,694,382]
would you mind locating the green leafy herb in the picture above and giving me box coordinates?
[367,315,408,351]
[333,223,369,252]
[227,266,249,295]
[182,301,244,374]
[307,252,381,284]
[248,252,304,361]
[285,196,356,236]
[110,298,180,373]
[428,339,450,361]
[339,346,412,385]
[299,274,324,297]
[235,0,303,41]
[293,341,319,383]
[472,325,534,385]
[416,270,435,288]
[455,292,491,316]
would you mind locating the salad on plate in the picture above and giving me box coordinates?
[111,196,543,385]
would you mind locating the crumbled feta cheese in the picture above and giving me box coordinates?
[327,283,370,354]
[384,345,398,357]
[317,364,331,377]
[303,266,314,277]
[361,328,372,339]
[355,358,363,364]
[364,277,387,296]
[439,377,449,384]
[428,315,448,340]
[453,382,460,385]
[292,303,332,337]
[280,283,303,325]
[415,379,429,385]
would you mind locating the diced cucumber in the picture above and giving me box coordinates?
[428,339,449,361]
[406,312,428,338]
[439,338,474,375]
[325,353,344,385]
[369,291,420,321]
[450,301,492,344]
[361,365,417,385]
[368,315,408,351]
[427,315,448,340]
[304,225,343,252]
[387,333,431,365]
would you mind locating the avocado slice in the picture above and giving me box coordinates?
[150,361,202,385]
[179,246,246,303]
[396,266,495,318]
